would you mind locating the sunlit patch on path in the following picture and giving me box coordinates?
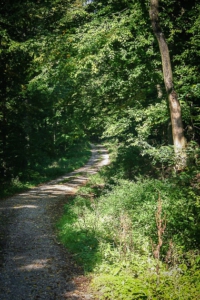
[0,144,109,300]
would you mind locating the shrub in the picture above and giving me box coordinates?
[57,171,200,298]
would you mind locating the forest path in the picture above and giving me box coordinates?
[0,144,109,300]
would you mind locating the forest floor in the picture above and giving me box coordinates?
[0,144,110,300]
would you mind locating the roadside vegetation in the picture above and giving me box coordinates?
[57,142,200,299]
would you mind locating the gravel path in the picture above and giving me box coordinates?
[0,145,109,300]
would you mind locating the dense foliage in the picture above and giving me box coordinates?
[57,162,200,299]
[1,0,200,181]
[0,0,90,183]
[1,0,200,298]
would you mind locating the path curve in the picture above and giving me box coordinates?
[0,144,109,300]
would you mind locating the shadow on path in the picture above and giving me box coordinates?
[0,144,109,300]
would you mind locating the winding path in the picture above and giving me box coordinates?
[0,145,109,300]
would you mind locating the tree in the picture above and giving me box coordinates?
[149,0,186,166]
[0,0,88,181]
[1,0,199,182]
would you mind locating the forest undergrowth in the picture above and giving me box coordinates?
[57,142,200,300]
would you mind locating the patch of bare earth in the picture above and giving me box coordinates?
[0,145,109,300]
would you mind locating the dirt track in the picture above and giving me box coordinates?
[0,145,109,300]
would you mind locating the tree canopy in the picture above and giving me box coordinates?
[0,0,199,177]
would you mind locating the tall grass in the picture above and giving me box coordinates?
[57,167,200,299]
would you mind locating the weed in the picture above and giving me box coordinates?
[57,156,200,299]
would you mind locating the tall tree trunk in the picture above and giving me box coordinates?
[149,0,186,167]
